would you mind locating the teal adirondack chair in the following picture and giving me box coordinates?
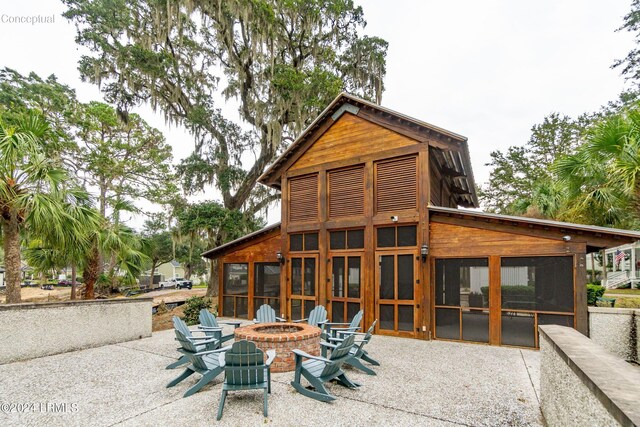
[254,304,286,323]
[217,340,276,420]
[323,320,380,375]
[167,317,230,397]
[293,305,328,327]
[198,309,241,345]
[321,309,363,341]
[290,334,360,402]
[166,316,223,369]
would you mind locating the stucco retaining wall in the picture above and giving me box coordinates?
[0,298,152,364]
[588,307,638,362]
[539,325,640,427]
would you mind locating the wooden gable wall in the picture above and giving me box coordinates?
[288,113,418,172]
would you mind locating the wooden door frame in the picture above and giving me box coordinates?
[327,251,365,322]
[287,254,319,320]
[374,249,420,337]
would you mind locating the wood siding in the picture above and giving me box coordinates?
[289,113,417,172]
[289,174,318,223]
[429,222,572,257]
[328,166,365,219]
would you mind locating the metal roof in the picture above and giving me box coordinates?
[429,206,640,241]
[201,223,281,259]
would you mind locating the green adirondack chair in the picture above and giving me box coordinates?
[293,305,328,327]
[217,340,276,420]
[167,317,231,397]
[198,309,241,345]
[290,334,360,402]
[166,316,223,370]
[323,320,380,375]
[320,309,363,341]
[254,304,286,323]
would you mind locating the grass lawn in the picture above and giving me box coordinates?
[192,283,208,288]
[604,288,640,296]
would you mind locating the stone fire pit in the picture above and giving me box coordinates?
[234,322,321,372]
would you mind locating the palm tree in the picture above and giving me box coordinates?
[0,113,94,303]
[555,106,640,228]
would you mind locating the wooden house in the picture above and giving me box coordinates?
[203,93,640,348]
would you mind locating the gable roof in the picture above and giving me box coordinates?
[258,92,479,207]
[429,206,640,251]
[202,223,281,259]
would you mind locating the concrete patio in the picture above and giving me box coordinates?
[0,324,542,426]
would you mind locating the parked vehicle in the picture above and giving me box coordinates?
[57,279,81,287]
[158,277,192,290]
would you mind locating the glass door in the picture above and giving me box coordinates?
[289,255,318,321]
[329,253,363,323]
[375,251,418,336]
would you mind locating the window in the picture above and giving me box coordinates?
[329,229,364,250]
[289,174,318,222]
[222,263,248,318]
[376,225,417,248]
[329,166,364,218]
[290,256,317,321]
[434,258,489,343]
[289,232,319,252]
[254,263,280,315]
[375,156,417,213]
[501,256,574,348]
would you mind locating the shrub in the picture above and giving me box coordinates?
[587,284,605,305]
[182,296,214,325]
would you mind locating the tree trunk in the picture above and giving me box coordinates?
[84,241,100,300]
[149,261,157,290]
[71,263,77,300]
[206,259,218,297]
[184,264,192,280]
[2,214,22,303]
[97,183,107,276]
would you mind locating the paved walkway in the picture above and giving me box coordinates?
[0,327,542,426]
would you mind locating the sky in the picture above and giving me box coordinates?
[0,0,636,227]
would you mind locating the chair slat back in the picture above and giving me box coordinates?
[255,304,276,323]
[199,309,220,328]
[349,310,364,330]
[353,320,377,356]
[308,305,328,327]
[224,340,265,386]
[320,334,356,378]
[173,317,198,352]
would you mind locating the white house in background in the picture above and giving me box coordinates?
[0,267,4,287]
[157,260,185,281]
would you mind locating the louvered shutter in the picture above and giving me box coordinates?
[289,174,318,222]
[328,166,364,218]
[375,156,417,212]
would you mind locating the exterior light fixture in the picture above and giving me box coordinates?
[276,251,285,264]
[562,235,572,242]
[421,244,429,262]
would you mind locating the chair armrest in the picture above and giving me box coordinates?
[197,325,223,331]
[292,318,308,323]
[276,316,286,322]
[265,349,276,366]
[320,341,338,349]
[185,337,219,347]
[330,326,360,332]
[291,349,332,363]
[327,336,345,343]
[195,345,232,357]
[186,335,219,342]
[218,321,242,328]
[335,330,366,337]
[321,322,351,327]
